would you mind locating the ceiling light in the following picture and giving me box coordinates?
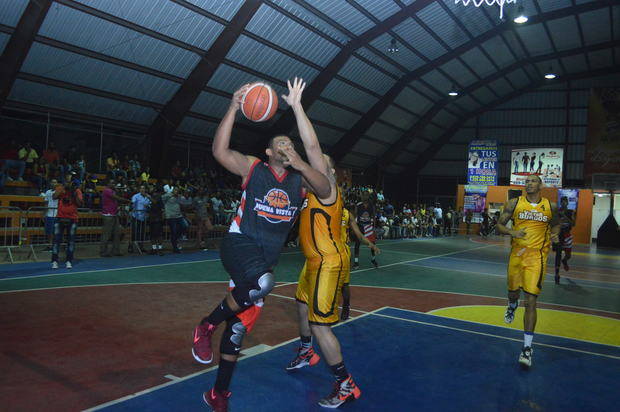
[513,6,528,24]
[387,38,399,53]
[448,84,458,96]
[544,67,557,79]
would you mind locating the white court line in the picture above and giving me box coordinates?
[163,374,180,381]
[82,307,385,412]
[371,309,620,360]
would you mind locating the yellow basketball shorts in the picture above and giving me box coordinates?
[343,245,351,284]
[507,247,549,295]
[295,254,349,325]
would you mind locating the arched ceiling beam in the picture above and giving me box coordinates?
[397,65,620,180]
[0,0,52,107]
[328,1,612,162]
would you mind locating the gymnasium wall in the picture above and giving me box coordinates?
[455,184,593,245]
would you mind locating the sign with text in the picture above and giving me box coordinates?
[468,140,498,186]
[463,185,488,224]
[510,147,564,188]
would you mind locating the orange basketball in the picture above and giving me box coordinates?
[241,82,278,122]
[266,190,289,208]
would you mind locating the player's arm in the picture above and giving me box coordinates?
[549,202,561,244]
[496,197,524,238]
[280,146,331,199]
[282,77,328,176]
[212,84,258,180]
[348,212,381,254]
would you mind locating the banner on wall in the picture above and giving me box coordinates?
[463,185,488,223]
[558,188,579,211]
[467,140,498,186]
[585,88,620,181]
[510,148,564,188]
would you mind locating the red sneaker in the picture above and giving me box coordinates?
[193,322,217,364]
[203,387,231,412]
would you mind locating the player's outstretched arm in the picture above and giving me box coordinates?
[212,84,259,179]
[549,202,561,244]
[282,77,328,176]
[349,215,381,254]
[280,146,331,199]
[496,197,523,238]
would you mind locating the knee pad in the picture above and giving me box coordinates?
[220,318,246,356]
[231,272,274,307]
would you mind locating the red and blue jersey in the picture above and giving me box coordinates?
[229,160,304,264]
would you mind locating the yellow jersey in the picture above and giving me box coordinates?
[341,208,350,245]
[511,195,552,251]
[299,189,345,259]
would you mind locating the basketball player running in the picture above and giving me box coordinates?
[554,196,575,284]
[340,204,380,321]
[353,193,379,269]
[496,175,560,368]
[192,81,331,411]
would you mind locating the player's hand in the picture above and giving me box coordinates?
[281,146,307,171]
[510,229,526,239]
[229,84,250,111]
[369,243,381,255]
[281,77,306,108]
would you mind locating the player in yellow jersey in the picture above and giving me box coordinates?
[282,80,361,408]
[497,175,560,368]
[339,205,380,321]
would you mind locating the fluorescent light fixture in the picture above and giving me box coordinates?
[448,91,459,96]
[513,6,528,23]
[387,38,399,53]
[544,66,557,79]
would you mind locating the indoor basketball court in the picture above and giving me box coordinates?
[0,1,618,411]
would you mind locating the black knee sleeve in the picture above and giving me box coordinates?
[231,272,275,308]
[220,316,246,356]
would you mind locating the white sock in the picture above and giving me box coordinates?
[354,257,359,263]
[524,332,534,348]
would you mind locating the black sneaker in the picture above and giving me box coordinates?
[340,306,350,321]
[504,305,517,324]
[285,347,320,371]
[372,260,379,269]
[519,346,533,368]
[318,375,361,408]
[554,274,560,285]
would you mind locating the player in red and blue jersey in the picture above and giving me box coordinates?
[192,81,331,411]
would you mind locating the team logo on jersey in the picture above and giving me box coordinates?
[518,210,549,222]
[254,188,297,223]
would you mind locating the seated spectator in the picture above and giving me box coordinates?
[139,166,151,184]
[18,141,39,170]
[42,142,61,180]
[1,139,26,182]
[106,152,126,180]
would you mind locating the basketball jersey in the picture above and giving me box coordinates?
[341,208,350,245]
[356,202,375,237]
[511,196,553,251]
[299,188,345,259]
[229,160,303,255]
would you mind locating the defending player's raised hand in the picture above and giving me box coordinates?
[369,243,381,255]
[229,84,250,111]
[282,77,306,108]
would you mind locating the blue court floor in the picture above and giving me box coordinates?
[89,308,620,412]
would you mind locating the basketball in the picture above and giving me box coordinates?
[241,82,278,122]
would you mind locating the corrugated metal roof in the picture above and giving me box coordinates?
[516,23,554,56]
[22,42,180,104]
[460,47,496,79]
[442,0,494,38]
[207,63,285,97]
[185,0,244,21]
[393,151,416,166]
[73,0,225,50]
[561,54,589,73]
[304,0,374,36]
[534,58,562,76]
[39,4,200,78]
[480,36,514,69]
[408,139,429,153]
[580,8,611,45]
[355,0,400,21]
[307,100,361,130]
[420,160,463,176]
[246,4,340,67]
[338,56,397,95]
[393,18,447,60]
[177,116,218,138]
[568,126,586,143]
[394,87,433,115]
[420,70,453,94]
[566,144,585,161]
[352,138,389,157]
[409,80,442,100]
[417,2,468,49]
[487,77,513,96]
[385,164,404,174]
[321,78,378,113]
[226,35,319,84]
[439,58,478,87]
[435,144,465,159]
[505,68,530,89]
[470,87,496,105]
[366,121,402,144]
[588,49,613,69]
[547,16,582,51]
[190,91,233,119]
[312,124,343,146]
[539,0,572,13]
[267,0,350,44]
[379,105,417,130]
[0,32,9,55]
[9,79,157,124]
[499,90,566,109]
[432,110,457,128]
[0,0,28,27]
[354,47,403,77]
[341,152,371,168]
[368,32,426,72]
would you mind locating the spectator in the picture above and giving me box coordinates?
[40,178,59,251]
[76,154,86,182]
[433,203,443,236]
[465,210,473,234]
[162,179,174,194]
[42,142,60,180]
[1,139,26,182]
[162,187,184,253]
[139,166,151,184]
[210,192,224,224]
[83,174,99,209]
[147,186,165,255]
[128,154,141,179]
[100,178,129,257]
[129,185,151,253]
[18,141,39,169]
[171,160,183,180]
[106,152,126,180]
[193,188,213,250]
[384,201,394,218]
[51,179,83,269]
[480,208,490,236]
[444,208,453,236]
